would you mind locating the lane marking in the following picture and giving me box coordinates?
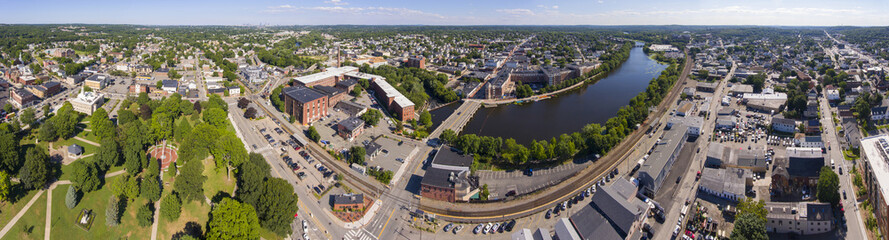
[377,208,397,237]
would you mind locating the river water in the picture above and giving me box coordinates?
[458,46,668,145]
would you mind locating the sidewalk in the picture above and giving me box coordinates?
[343,200,382,229]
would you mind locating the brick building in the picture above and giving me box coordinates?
[336,117,365,141]
[407,56,426,69]
[370,78,415,122]
[294,66,359,87]
[420,146,478,202]
[283,86,329,125]
[331,193,365,211]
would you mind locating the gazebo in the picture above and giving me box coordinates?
[68,144,84,159]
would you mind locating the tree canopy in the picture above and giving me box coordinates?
[206,198,261,240]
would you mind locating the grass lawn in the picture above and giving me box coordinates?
[0,189,46,240]
[156,190,211,240]
[54,137,99,155]
[201,158,236,200]
[49,181,151,240]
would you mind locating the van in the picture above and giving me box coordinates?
[831,159,835,169]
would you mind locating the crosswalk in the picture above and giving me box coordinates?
[344,229,377,240]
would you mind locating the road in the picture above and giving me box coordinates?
[819,89,867,240]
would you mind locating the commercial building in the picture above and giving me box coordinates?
[241,66,267,83]
[698,167,751,201]
[9,88,37,109]
[370,78,416,122]
[129,84,149,94]
[772,118,797,133]
[70,90,104,115]
[637,123,688,196]
[859,135,889,237]
[331,193,365,211]
[44,48,75,58]
[569,178,647,240]
[420,146,478,202]
[485,74,515,99]
[696,82,718,92]
[336,117,365,141]
[554,218,581,240]
[771,147,824,198]
[765,202,834,235]
[84,74,109,90]
[25,81,61,99]
[161,80,178,93]
[282,86,329,125]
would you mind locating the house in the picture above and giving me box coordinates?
[765,202,834,235]
[331,193,365,211]
[227,86,240,96]
[825,86,840,101]
[699,167,752,201]
[336,117,365,141]
[161,80,178,93]
[804,100,819,118]
[772,118,797,133]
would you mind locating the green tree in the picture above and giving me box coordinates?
[42,104,51,118]
[440,129,457,144]
[236,153,270,208]
[20,148,51,190]
[150,112,174,141]
[817,166,840,205]
[202,108,228,129]
[419,111,432,127]
[95,138,120,171]
[141,177,161,202]
[19,107,36,127]
[349,146,366,165]
[211,133,247,180]
[175,118,193,143]
[105,196,121,226]
[359,109,382,126]
[0,171,10,202]
[109,174,129,198]
[206,198,261,240]
[161,192,182,220]
[118,110,137,126]
[307,126,320,142]
[91,108,115,140]
[65,185,79,209]
[137,204,154,227]
[124,175,141,200]
[72,161,101,193]
[256,178,299,236]
[179,99,195,116]
[174,159,206,203]
[731,212,768,240]
[37,120,58,142]
[0,132,20,173]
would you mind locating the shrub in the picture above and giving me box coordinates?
[65,185,79,209]
[105,196,121,226]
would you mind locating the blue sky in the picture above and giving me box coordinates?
[1,0,887,26]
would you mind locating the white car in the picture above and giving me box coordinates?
[474,224,483,234]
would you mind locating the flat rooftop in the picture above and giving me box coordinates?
[861,135,889,200]
[294,66,358,85]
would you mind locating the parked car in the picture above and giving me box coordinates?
[444,223,453,232]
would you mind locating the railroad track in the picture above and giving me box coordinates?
[418,49,693,222]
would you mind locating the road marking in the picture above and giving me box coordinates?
[377,208,397,237]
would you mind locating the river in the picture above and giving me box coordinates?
[459,46,668,145]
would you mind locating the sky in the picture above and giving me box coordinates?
[1,0,888,26]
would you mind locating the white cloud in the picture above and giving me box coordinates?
[552,5,559,9]
[324,0,348,6]
[597,0,604,4]
[264,5,445,19]
[496,9,535,16]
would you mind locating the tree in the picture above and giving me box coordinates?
[306,126,320,142]
[349,146,366,165]
[95,138,120,171]
[91,108,114,140]
[65,185,79,209]
[118,110,137,126]
[141,177,161,202]
[237,98,249,109]
[124,175,141,200]
[211,133,247,180]
[161,192,182,220]
[3,104,13,114]
[19,108,35,127]
[206,198,260,240]
[419,111,432,127]
[109,174,129,198]
[0,132,20,174]
[179,99,195,116]
[140,104,153,120]
[0,171,9,202]
[360,109,382,126]
[202,108,227,129]
[150,112,174,142]
[193,101,202,114]
[20,148,50,190]
[244,107,257,119]
[42,104,51,118]
[175,119,193,143]
[72,161,101,193]
[137,204,154,227]
[256,178,299,236]
[105,196,121,226]
[732,211,767,240]
[38,120,58,142]
[440,129,457,144]
[817,166,840,205]
[174,159,206,203]
[236,153,270,207]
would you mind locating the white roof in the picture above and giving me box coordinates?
[373,78,415,107]
[72,90,103,104]
[861,135,889,200]
[294,66,358,85]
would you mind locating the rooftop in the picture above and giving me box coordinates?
[372,78,415,108]
[700,167,748,196]
[338,117,364,132]
[860,135,889,199]
[283,86,327,103]
[332,193,365,205]
[294,66,359,85]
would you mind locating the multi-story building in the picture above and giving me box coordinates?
[638,124,689,196]
[407,56,426,69]
[420,146,478,202]
[129,84,149,94]
[241,66,267,83]
[484,74,515,99]
[370,78,415,122]
[282,86,329,125]
[9,88,37,109]
[84,74,109,90]
[860,135,889,237]
[25,81,61,99]
[336,117,365,141]
[44,48,75,58]
[294,66,359,87]
[772,118,797,133]
[765,202,834,235]
[70,90,104,115]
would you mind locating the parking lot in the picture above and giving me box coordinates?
[479,160,591,200]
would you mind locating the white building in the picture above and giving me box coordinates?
[70,90,105,115]
[772,118,797,133]
[766,202,834,235]
[826,88,840,101]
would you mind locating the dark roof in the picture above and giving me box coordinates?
[735,148,767,169]
[43,81,60,89]
[332,194,364,205]
[156,68,170,73]
[431,145,473,168]
[806,203,834,222]
[571,181,645,240]
[338,117,364,132]
[787,155,824,178]
[570,203,623,240]
[421,167,462,189]
[162,80,178,88]
[364,141,382,156]
[804,136,822,143]
[807,119,822,127]
[67,144,83,155]
[283,86,326,103]
[314,85,345,96]
[772,118,796,126]
[336,79,358,88]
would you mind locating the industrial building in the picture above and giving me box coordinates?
[637,123,688,196]
[420,146,478,202]
[282,86,329,125]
